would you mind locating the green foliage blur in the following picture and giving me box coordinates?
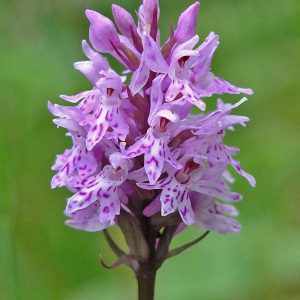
[1,0,300,299]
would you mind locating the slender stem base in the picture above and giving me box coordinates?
[137,267,157,300]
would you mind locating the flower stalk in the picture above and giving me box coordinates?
[137,268,156,300]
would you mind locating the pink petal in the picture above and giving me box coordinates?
[175,2,200,43]
[143,35,169,73]
[112,4,137,38]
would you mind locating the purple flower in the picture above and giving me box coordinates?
[132,32,252,112]
[124,109,182,184]
[51,135,97,189]
[191,193,241,234]
[65,203,112,232]
[190,33,253,97]
[180,98,256,187]
[65,154,130,224]
[139,157,242,226]
[84,71,129,150]
[164,33,253,110]
[50,0,255,239]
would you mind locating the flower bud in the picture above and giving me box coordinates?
[85,9,121,53]
[143,0,159,24]
[112,4,136,38]
[175,2,200,43]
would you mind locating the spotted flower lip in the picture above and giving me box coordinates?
[123,125,182,184]
[65,203,113,232]
[51,135,97,189]
[50,0,255,235]
[65,161,130,223]
[138,156,243,226]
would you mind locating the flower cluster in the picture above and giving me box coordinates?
[50,0,255,236]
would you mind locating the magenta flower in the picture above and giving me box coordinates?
[50,1,255,299]
[65,154,130,224]
[124,108,182,184]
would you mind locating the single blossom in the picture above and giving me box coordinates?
[65,154,130,224]
[191,193,241,234]
[84,71,129,150]
[139,158,242,225]
[180,98,256,187]
[124,108,181,184]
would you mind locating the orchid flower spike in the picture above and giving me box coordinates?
[50,0,255,296]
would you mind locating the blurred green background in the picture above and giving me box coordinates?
[1,0,300,299]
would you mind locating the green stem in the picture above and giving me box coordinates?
[137,265,157,300]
